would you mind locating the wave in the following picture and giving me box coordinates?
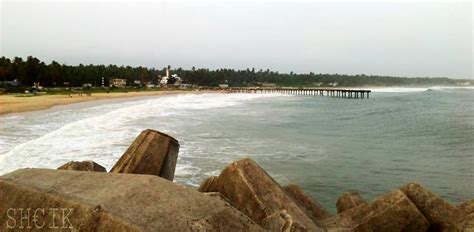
[0,93,287,175]
[425,86,474,91]
[369,87,427,93]
[369,86,474,93]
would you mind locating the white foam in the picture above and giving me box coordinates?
[0,93,287,175]
[426,86,474,91]
[369,87,428,93]
[369,86,474,93]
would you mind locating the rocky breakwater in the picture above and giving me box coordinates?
[1,129,473,231]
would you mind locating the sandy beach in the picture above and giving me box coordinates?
[0,90,194,116]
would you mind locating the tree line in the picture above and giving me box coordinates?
[0,56,461,88]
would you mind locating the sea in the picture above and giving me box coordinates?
[0,86,473,212]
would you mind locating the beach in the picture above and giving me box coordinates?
[0,90,194,116]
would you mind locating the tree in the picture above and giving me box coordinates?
[0,56,460,89]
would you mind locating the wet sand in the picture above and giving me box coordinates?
[0,90,195,116]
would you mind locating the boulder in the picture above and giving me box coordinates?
[400,182,462,231]
[457,213,474,231]
[199,157,323,231]
[458,199,474,215]
[336,192,367,214]
[320,190,430,231]
[261,210,307,232]
[202,192,233,205]
[57,160,106,172]
[283,184,332,222]
[0,168,264,231]
[110,129,179,181]
[197,176,218,192]
[457,200,474,231]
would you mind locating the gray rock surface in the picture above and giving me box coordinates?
[336,192,367,214]
[198,157,323,231]
[110,129,179,181]
[57,160,107,172]
[400,182,462,231]
[320,190,430,231]
[0,168,264,232]
[283,184,332,223]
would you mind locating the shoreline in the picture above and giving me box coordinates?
[0,90,198,116]
[2,86,472,116]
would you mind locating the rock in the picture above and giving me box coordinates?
[261,210,307,232]
[0,168,264,231]
[110,129,179,181]
[400,182,462,231]
[203,192,233,205]
[320,190,430,231]
[261,210,292,232]
[57,160,106,172]
[336,192,367,214]
[197,176,218,192]
[456,200,474,231]
[459,199,474,215]
[199,157,323,231]
[457,213,474,231]
[283,184,332,222]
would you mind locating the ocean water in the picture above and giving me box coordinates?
[0,87,473,212]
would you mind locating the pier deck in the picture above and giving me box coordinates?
[202,87,372,99]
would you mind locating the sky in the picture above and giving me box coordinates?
[1,1,472,78]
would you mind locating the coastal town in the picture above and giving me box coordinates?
[0,65,196,95]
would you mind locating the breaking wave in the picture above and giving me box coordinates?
[370,86,474,93]
[0,93,287,175]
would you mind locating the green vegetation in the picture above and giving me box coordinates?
[0,56,470,90]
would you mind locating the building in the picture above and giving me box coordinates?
[159,75,168,87]
[160,66,183,87]
[160,66,172,87]
[172,74,182,86]
[328,82,338,87]
[257,82,277,88]
[0,79,20,87]
[218,84,229,88]
[110,78,127,88]
[133,80,142,87]
[179,84,193,89]
[146,81,156,88]
[82,83,93,89]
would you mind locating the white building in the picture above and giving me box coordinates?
[110,78,127,88]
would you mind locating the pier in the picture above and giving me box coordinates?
[201,87,371,99]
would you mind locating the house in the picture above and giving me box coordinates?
[179,84,193,89]
[257,82,277,88]
[172,74,182,86]
[146,81,156,88]
[32,82,44,90]
[160,75,168,87]
[0,79,20,87]
[110,78,127,88]
[218,84,229,88]
[82,83,93,89]
[133,80,142,87]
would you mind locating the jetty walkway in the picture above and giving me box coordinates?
[201,87,372,99]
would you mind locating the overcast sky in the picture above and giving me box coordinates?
[1,1,472,78]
